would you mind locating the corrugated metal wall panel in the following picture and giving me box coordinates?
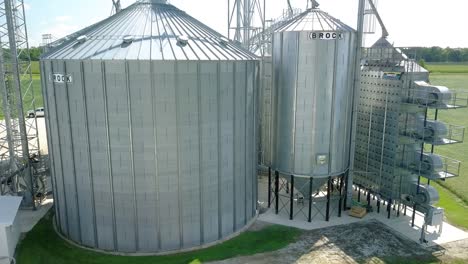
[154,61,181,251]
[271,23,356,180]
[42,61,68,236]
[52,60,81,243]
[66,60,96,247]
[82,60,115,251]
[199,62,219,243]
[219,62,235,236]
[128,60,159,252]
[104,60,136,252]
[45,59,258,253]
[245,61,255,218]
[234,63,246,229]
[177,62,201,247]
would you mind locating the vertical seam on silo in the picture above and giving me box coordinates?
[50,61,70,237]
[232,62,237,232]
[150,60,161,251]
[101,61,118,251]
[42,61,61,234]
[255,60,260,216]
[64,61,83,244]
[175,62,184,249]
[244,61,248,225]
[125,61,139,252]
[216,62,222,240]
[346,33,355,209]
[197,62,204,245]
[329,37,339,176]
[80,61,99,248]
[292,33,299,173]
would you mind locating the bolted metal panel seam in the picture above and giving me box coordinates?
[63,61,83,245]
[125,61,140,252]
[49,61,70,237]
[41,61,62,234]
[101,61,118,251]
[149,60,162,251]
[80,61,99,248]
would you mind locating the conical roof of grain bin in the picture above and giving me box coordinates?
[275,8,354,33]
[42,0,256,61]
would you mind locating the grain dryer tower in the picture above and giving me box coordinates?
[270,6,357,201]
[41,0,258,253]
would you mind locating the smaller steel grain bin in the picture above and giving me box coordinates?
[271,8,357,190]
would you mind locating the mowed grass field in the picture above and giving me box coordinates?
[425,63,468,228]
[0,61,42,120]
[425,62,468,74]
[16,213,301,264]
[429,73,468,202]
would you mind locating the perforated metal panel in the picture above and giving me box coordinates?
[354,67,403,199]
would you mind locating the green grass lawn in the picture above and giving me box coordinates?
[425,63,468,74]
[31,61,40,75]
[428,73,468,206]
[16,213,301,264]
[425,67,468,230]
[0,74,42,120]
[433,182,468,230]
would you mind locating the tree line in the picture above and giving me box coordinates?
[403,47,468,63]
[9,46,468,63]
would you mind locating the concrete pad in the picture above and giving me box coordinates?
[259,199,468,248]
[16,199,53,233]
[257,175,468,248]
[372,205,468,247]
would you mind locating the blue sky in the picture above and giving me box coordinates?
[25,0,468,48]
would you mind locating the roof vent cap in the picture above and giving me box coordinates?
[123,35,134,44]
[176,35,189,46]
[219,37,230,46]
[76,35,88,44]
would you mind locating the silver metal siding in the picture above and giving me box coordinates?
[177,61,201,247]
[52,60,81,242]
[272,29,356,177]
[234,63,246,229]
[219,62,235,236]
[199,62,220,243]
[82,60,114,251]
[104,61,136,252]
[46,59,258,253]
[66,60,95,247]
[245,61,254,219]
[154,61,180,251]
[273,32,298,173]
[128,60,159,252]
[41,61,67,235]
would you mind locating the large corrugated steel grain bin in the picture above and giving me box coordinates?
[41,0,258,253]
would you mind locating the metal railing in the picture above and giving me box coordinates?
[400,121,465,146]
[403,88,468,109]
